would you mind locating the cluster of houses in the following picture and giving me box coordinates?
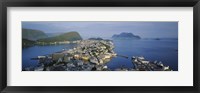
[52,40,116,64]
[26,40,117,71]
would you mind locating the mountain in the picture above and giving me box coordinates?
[22,38,36,48]
[112,32,141,39]
[46,32,64,37]
[22,28,48,40]
[37,31,82,43]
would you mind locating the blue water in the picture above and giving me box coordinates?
[106,39,178,71]
[22,39,178,71]
[22,44,77,69]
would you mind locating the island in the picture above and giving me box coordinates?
[112,32,141,40]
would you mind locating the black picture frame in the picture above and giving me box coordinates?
[0,0,199,93]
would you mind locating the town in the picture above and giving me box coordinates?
[25,40,117,71]
[24,40,172,71]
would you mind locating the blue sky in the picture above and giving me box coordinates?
[22,21,178,39]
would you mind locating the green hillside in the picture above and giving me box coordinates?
[22,38,36,48]
[37,31,82,43]
[22,28,48,40]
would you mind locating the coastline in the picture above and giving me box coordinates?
[23,39,174,71]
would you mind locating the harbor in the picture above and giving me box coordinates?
[132,56,172,71]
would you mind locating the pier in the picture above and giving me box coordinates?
[131,56,172,71]
[116,54,129,59]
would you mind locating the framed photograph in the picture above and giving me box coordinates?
[0,0,200,93]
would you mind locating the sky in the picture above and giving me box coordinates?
[22,21,178,39]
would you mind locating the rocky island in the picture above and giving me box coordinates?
[112,32,141,40]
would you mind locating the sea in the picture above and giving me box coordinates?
[22,39,178,71]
